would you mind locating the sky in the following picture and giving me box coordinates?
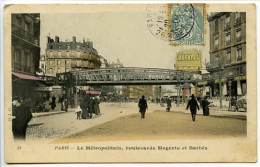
[40,5,210,69]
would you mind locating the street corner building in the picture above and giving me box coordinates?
[11,14,43,99]
[44,36,102,77]
[201,12,246,98]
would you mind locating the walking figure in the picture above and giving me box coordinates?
[138,95,148,119]
[202,97,212,116]
[166,98,172,112]
[50,95,56,110]
[186,94,200,122]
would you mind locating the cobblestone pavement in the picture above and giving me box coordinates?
[26,103,162,141]
[26,102,246,142]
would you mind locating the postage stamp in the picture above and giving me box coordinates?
[146,4,206,45]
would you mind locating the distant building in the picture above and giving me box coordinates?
[11,14,41,98]
[206,12,246,97]
[123,85,153,99]
[36,54,46,76]
[176,49,202,72]
[108,59,123,68]
[45,36,101,76]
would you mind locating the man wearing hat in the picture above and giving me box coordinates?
[12,97,33,140]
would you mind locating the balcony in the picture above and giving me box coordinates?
[12,24,39,46]
[13,63,35,74]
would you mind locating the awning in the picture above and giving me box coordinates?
[85,90,101,95]
[198,81,208,86]
[12,72,43,81]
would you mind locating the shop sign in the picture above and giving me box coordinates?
[234,76,246,81]
[215,79,226,84]
[198,81,208,86]
[34,87,52,92]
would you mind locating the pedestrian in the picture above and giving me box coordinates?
[166,98,172,112]
[59,96,64,110]
[63,98,69,112]
[202,96,212,116]
[94,97,100,115]
[138,95,148,119]
[80,95,90,119]
[186,94,200,122]
[50,95,56,110]
[12,97,33,140]
[89,97,95,119]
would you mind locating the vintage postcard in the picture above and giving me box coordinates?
[3,3,257,163]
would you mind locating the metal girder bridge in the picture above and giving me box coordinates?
[50,67,197,86]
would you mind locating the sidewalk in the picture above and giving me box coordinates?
[165,104,247,120]
[32,103,76,118]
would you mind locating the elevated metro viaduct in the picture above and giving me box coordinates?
[43,67,199,86]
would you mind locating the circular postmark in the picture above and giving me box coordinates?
[146,4,195,42]
[146,4,172,41]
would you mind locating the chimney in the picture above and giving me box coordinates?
[55,36,59,42]
[88,41,93,47]
[83,37,85,44]
[72,36,76,43]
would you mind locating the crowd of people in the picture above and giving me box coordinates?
[76,95,101,119]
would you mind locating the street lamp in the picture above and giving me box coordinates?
[228,80,232,111]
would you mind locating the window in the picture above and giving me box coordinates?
[14,49,22,64]
[226,32,231,46]
[57,60,61,65]
[50,44,53,49]
[77,51,80,57]
[66,68,69,72]
[57,68,61,73]
[49,68,53,73]
[58,51,61,57]
[77,60,81,66]
[65,60,69,65]
[235,12,241,23]
[215,53,219,62]
[66,51,70,57]
[226,49,231,64]
[58,45,61,49]
[236,46,242,62]
[215,20,219,32]
[225,15,230,27]
[77,45,80,49]
[236,28,241,42]
[41,64,44,68]
[16,16,22,25]
[49,51,53,57]
[41,56,45,61]
[24,21,30,33]
[67,44,70,49]
[49,60,53,65]
[214,36,219,49]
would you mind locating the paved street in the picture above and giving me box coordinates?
[26,102,246,143]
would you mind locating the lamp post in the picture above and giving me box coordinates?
[228,80,232,111]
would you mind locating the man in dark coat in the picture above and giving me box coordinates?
[80,95,90,119]
[138,95,148,119]
[202,97,212,116]
[12,98,33,140]
[186,94,200,122]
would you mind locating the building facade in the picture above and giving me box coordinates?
[123,85,153,99]
[11,14,41,98]
[206,12,246,97]
[45,36,101,76]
